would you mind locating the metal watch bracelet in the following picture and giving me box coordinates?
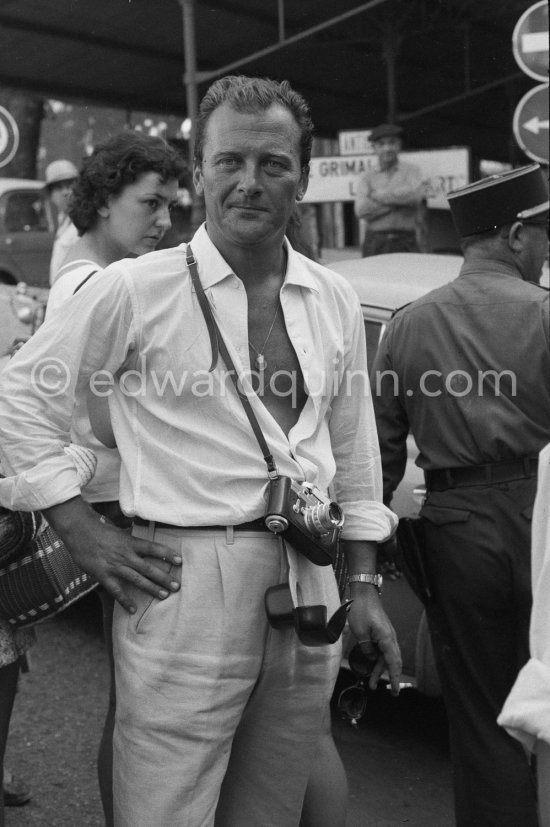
[347,573,383,595]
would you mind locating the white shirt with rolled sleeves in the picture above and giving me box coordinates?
[0,223,396,543]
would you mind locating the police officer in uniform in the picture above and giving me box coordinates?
[371,164,549,827]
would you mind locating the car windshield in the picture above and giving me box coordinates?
[4,192,49,233]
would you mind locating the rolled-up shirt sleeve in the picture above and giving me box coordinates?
[0,266,135,511]
[497,659,550,753]
[329,294,398,542]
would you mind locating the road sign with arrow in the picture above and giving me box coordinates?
[513,84,549,164]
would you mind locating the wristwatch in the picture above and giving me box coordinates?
[348,573,383,596]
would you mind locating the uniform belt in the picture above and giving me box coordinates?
[133,516,269,532]
[373,229,415,238]
[425,456,539,491]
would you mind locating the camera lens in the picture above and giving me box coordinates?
[303,501,344,535]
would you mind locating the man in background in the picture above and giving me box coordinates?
[43,158,78,284]
[354,123,426,257]
[371,163,549,826]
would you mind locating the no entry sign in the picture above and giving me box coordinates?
[512,1,549,82]
[0,106,19,168]
[513,84,549,164]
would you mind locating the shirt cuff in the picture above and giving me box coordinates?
[497,658,550,753]
[340,500,398,542]
[0,445,97,512]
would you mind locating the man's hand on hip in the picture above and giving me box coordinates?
[42,496,181,613]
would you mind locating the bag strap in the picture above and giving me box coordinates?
[73,270,98,295]
[186,245,278,479]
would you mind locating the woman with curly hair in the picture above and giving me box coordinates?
[46,130,185,316]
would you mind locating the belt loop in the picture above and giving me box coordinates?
[226,526,235,545]
[147,520,156,542]
[523,457,532,478]
[484,464,492,485]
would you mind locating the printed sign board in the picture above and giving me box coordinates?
[303,147,470,209]
[338,130,375,156]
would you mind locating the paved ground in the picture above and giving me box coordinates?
[5,592,453,827]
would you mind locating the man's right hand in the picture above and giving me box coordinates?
[42,496,181,613]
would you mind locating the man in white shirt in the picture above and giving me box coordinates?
[354,123,426,256]
[0,76,401,826]
[43,158,79,284]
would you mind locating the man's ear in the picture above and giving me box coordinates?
[296,167,309,202]
[507,221,525,253]
[193,164,204,196]
[97,203,110,219]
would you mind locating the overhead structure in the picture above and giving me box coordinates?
[0,0,542,162]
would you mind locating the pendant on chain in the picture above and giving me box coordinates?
[255,354,267,373]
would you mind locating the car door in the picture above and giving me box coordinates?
[0,187,54,286]
[362,307,440,694]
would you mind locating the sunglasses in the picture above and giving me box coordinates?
[337,644,378,727]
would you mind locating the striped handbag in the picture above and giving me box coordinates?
[0,444,99,628]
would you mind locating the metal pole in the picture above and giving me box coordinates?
[178,0,198,166]
[177,0,204,231]
[381,3,398,123]
[278,0,285,42]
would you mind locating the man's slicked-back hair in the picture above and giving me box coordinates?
[194,75,314,171]
[69,131,187,234]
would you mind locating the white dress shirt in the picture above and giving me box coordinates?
[44,259,121,503]
[0,224,396,541]
[498,442,550,752]
[45,259,99,320]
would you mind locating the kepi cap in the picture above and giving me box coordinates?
[44,159,78,188]
[369,123,403,143]
[447,163,549,237]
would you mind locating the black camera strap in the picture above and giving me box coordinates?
[186,245,278,479]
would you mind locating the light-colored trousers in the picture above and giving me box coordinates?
[112,524,342,827]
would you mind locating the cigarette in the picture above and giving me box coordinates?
[386,682,414,691]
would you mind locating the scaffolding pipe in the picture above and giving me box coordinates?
[179,0,199,165]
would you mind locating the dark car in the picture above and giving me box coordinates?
[330,252,467,694]
[0,178,54,288]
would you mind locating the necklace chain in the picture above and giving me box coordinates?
[248,300,281,373]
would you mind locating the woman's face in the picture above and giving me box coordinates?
[101,171,179,257]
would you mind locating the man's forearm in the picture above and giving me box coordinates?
[342,539,378,574]
[43,495,96,534]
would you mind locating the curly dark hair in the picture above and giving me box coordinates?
[194,75,314,172]
[69,131,187,233]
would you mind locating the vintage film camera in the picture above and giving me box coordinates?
[264,476,344,566]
